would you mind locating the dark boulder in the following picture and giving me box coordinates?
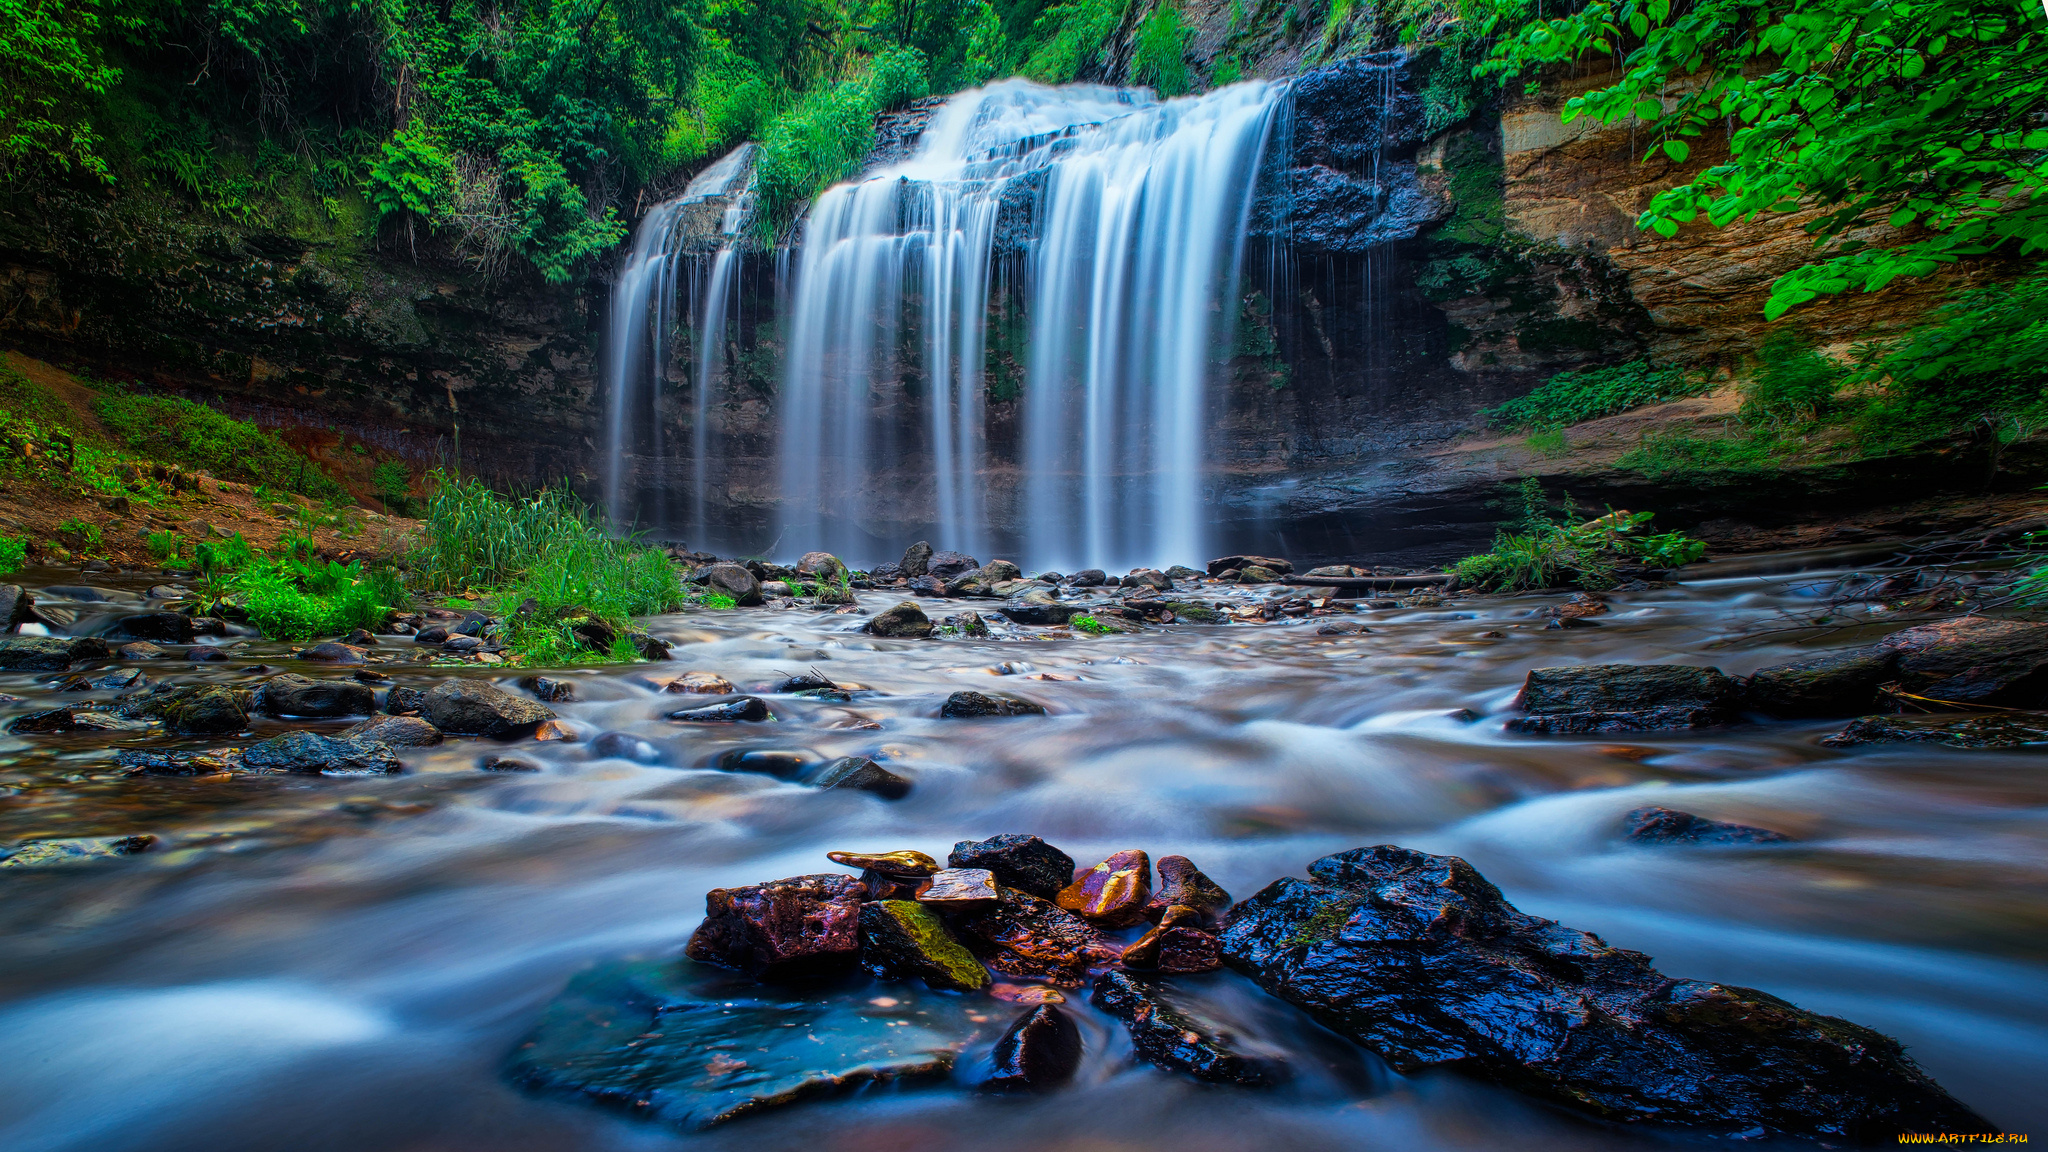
[1747,647,1899,717]
[240,731,402,776]
[0,635,109,671]
[385,685,426,715]
[1625,806,1792,845]
[255,673,375,718]
[866,601,933,638]
[1069,569,1106,587]
[341,714,443,747]
[948,833,1075,900]
[702,562,764,606]
[1220,844,1988,1138]
[299,641,368,664]
[947,885,1117,987]
[857,899,989,992]
[1877,616,2048,706]
[939,690,1046,719]
[7,706,81,734]
[108,612,197,643]
[480,755,541,772]
[1207,555,1292,577]
[666,696,770,723]
[868,561,904,582]
[900,540,933,577]
[519,675,577,702]
[715,748,811,778]
[629,632,672,660]
[927,550,979,581]
[127,683,251,735]
[997,601,1076,626]
[982,1005,1082,1091]
[1507,664,1741,733]
[423,679,557,736]
[1090,971,1286,1086]
[183,646,227,662]
[0,584,34,631]
[1821,711,2048,749]
[684,873,863,980]
[116,748,237,776]
[1119,569,1171,592]
[57,667,150,694]
[811,755,912,799]
[415,626,450,644]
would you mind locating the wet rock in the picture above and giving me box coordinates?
[761,580,794,598]
[1145,855,1233,925]
[797,551,847,582]
[109,611,197,643]
[948,834,1076,900]
[702,562,764,606]
[1239,565,1281,584]
[116,641,169,660]
[534,719,575,741]
[343,628,377,646]
[300,641,368,663]
[777,672,836,693]
[664,670,735,694]
[241,731,402,776]
[956,609,990,638]
[812,755,912,799]
[826,849,938,876]
[415,626,450,644]
[453,611,494,636]
[1820,711,2048,749]
[1303,565,1357,579]
[116,748,237,776]
[715,748,809,777]
[860,871,922,900]
[0,834,156,868]
[385,685,426,715]
[1877,616,2048,706]
[0,635,110,670]
[916,867,999,911]
[998,601,1077,626]
[666,696,769,723]
[1090,970,1286,1085]
[901,540,933,577]
[424,679,558,736]
[589,731,664,762]
[1625,806,1792,845]
[1507,664,1742,733]
[1057,850,1152,927]
[255,673,375,718]
[940,690,1046,719]
[128,683,251,735]
[184,646,228,662]
[58,667,150,694]
[684,873,864,980]
[507,959,971,1129]
[1164,565,1205,582]
[520,675,578,702]
[0,584,34,631]
[7,706,82,734]
[342,714,444,747]
[868,563,904,583]
[948,885,1117,987]
[982,1004,1082,1091]
[1220,844,1987,1138]
[908,575,945,596]
[353,669,391,684]
[1315,620,1370,636]
[1747,647,1898,717]
[630,632,673,661]
[1209,555,1293,577]
[1164,600,1225,624]
[444,635,484,653]
[1069,569,1106,587]
[927,550,980,581]
[480,755,541,772]
[859,899,990,992]
[867,601,934,638]
[1120,569,1171,591]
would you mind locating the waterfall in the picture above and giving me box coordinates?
[776,79,1284,569]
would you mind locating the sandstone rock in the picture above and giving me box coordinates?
[939,690,1045,718]
[423,679,557,736]
[1506,664,1741,733]
[702,562,764,606]
[663,670,735,694]
[116,641,168,659]
[826,849,939,876]
[812,755,912,799]
[1056,849,1152,927]
[900,540,933,577]
[520,675,577,702]
[0,584,33,631]
[341,714,443,747]
[1877,616,2048,706]
[1090,970,1286,1086]
[915,867,998,911]
[867,601,933,638]
[0,635,109,671]
[927,550,979,581]
[1625,806,1791,845]
[1820,711,2048,749]
[948,885,1118,987]
[1747,647,1898,716]
[684,873,863,980]
[858,899,990,992]
[1208,555,1292,577]
[300,641,368,664]
[256,673,375,718]
[241,731,402,776]
[109,611,197,643]
[666,696,769,723]
[1144,854,1232,924]
[1220,844,1987,1138]
[982,1004,1082,1091]
[1069,569,1106,587]
[948,833,1075,900]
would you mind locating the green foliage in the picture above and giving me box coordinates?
[1525,427,1567,457]
[57,517,104,555]
[1449,479,1705,591]
[1132,2,1195,97]
[1071,613,1113,634]
[0,532,26,575]
[692,590,738,610]
[0,0,120,182]
[1485,359,1705,431]
[1741,330,1844,425]
[233,559,395,641]
[1483,0,2048,319]
[756,49,932,225]
[1842,269,2048,455]
[93,392,346,501]
[145,530,185,565]
[1021,0,1129,84]
[1617,427,1788,480]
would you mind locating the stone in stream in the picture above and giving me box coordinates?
[1506,664,1742,734]
[0,584,34,631]
[384,685,426,715]
[255,672,375,718]
[1089,970,1287,1086]
[116,748,238,776]
[859,899,990,992]
[299,641,368,664]
[1625,806,1792,845]
[900,540,934,577]
[126,683,251,735]
[1746,646,1898,716]
[1056,849,1152,927]
[1120,569,1171,591]
[414,626,450,644]
[982,1004,1082,1092]
[1238,565,1282,584]
[761,580,793,598]
[956,609,989,637]
[1068,569,1106,587]
[1219,844,1990,1139]
[907,575,945,597]
[0,635,110,671]
[796,551,846,581]
[811,755,912,799]
[1144,855,1233,925]
[866,600,933,638]
[1820,711,2048,749]
[948,833,1076,900]
[57,667,151,694]
[6,706,84,734]
[947,885,1118,987]
[1121,905,1223,973]
[926,550,980,581]
[519,675,577,702]
[507,959,979,1129]
[341,714,444,747]
[240,731,403,776]
[714,748,810,778]
[915,867,998,912]
[1208,555,1293,577]
[663,670,734,694]
[108,611,197,643]
[777,672,837,693]
[684,873,864,980]
[423,679,557,736]
[997,601,1076,626]
[116,641,169,660]
[665,696,769,723]
[0,834,156,868]
[184,646,228,662]
[701,562,764,606]
[1877,616,2048,706]
[939,690,1046,719]
[1164,564,1205,582]
[588,732,664,763]
[480,755,541,772]
[825,849,939,876]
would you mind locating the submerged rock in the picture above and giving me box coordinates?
[997,601,1077,626]
[859,899,990,992]
[982,1004,1082,1091]
[667,696,770,723]
[866,601,933,638]
[1820,711,2048,749]
[714,748,810,777]
[255,672,375,718]
[1507,664,1741,733]
[116,641,169,660]
[947,885,1117,987]
[127,683,251,735]
[1624,806,1792,845]
[299,641,368,664]
[520,675,578,702]
[6,706,85,734]
[424,679,557,736]
[0,584,34,631]
[1090,971,1286,1086]
[662,670,733,694]
[241,731,402,776]
[811,755,911,799]
[1746,647,1897,716]
[116,748,238,776]
[948,833,1075,900]
[939,690,1046,719]
[684,873,864,980]
[1056,849,1152,927]
[1220,844,1988,1138]
[0,834,156,868]
[110,611,197,643]
[0,635,109,671]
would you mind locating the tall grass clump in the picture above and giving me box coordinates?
[93,391,347,501]
[1450,479,1706,592]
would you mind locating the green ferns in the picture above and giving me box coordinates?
[1486,360,1706,431]
[1451,480,1705,592]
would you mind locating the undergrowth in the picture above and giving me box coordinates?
[94,390,347,501]
[1449,478,1706,592]
[1486,359,1707,431]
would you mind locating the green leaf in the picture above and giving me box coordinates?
[1662,139,1690,162]
[1633,98,1663,120]
[1650,217,1680,237]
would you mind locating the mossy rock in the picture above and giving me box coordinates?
[859,899,990,992]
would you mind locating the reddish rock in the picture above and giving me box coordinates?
[825,849,939,877]
[1143,855,1232,925]
[1056,849,1151,927]
[683,873,863,980]
[1122,905,1222,973]
[948,885,1119,987]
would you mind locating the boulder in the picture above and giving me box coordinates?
[1507,664,1741,733]
[1164,565,1205,582]
[520,675,578,702]
[907,575,945,596]
[341,714,444,747]
[956,609,989,637]
[866,563,903,583]
[998,601,1077,626]
[1747,647,1898,716]
[1625,806,1792,845]
[948,833,1075,900]
[1820,711,2048,749]
[130,684,251,735]
[939,690,1046,719]
[116,641,169,660]
[811,755,912,799]
[116,748,238,776]
[926,550,979,581]
[1220,844,1988,1138]
[982,1005,1082,1091]
[900,540,933,577]
[684,873,864,980]
[867,601,933,638]
[7,706,82,734]
[1090,971,1286,1086]
[915,867,999,911]
[299,641,367,664]
[761,580,793,598]
[109,612,197,643]
[415,626,450,644]
[1069,569,1106,587]
[716,749,811,778]
[858,899,990,992]
[947,885,1118,987]
[422,679,557,736]
[977,560,1022,583]
[589,732,665,763]
[1120,907,1224,974]
[255,673,375,718]
[0,584,34,631]
[240,731,402,776]
[1056,849,1152,927]
[1145,855,1232,924]
[1208,555,1292,577]
[1877,616,2048,706]
[1120,569,1171,591]
[701,562,764,606]
[0,635,109,671]
[1302,565,1357,579]
[663,670,735,694]
[797,551,846,581]
[385,685,426,715]
[666,696,770,723]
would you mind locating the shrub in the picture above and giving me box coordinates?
[0,533,26,575]
[146,530,185,565]
[93,392,347,501]
[1617,428,1786,481]
[1132,2,1195,97]
[1072,614,1113,634]
[1449,479,1706,592]
[1485,360,1706,431]
[1741,330,1843,425]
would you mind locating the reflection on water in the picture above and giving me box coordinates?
[0,562,2043,1150]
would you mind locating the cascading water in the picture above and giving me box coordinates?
[776,79,1284,569]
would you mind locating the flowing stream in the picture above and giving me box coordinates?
[0,556,2042,1150]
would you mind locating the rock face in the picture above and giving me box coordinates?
[701,563,764,606]
[1625,806,1791,845]
[947,885,1117,987]
[1877,617,2048,706]
[939,690,1046,719]
[1746,646,1898,717]
[685,873,864,980]
[982,1004,1082,1091]
[1220,844,1988,1138]
[1508,664,1741,733]
[255,673,375,718]
[949,834,1076,900]
[423,679,557,736]
[1090,971,1286,1086]
[240,732,402,776]
[858,900,990,992]
[866,601,933,638]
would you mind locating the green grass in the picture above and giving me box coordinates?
[691,591,737,610]
[1526,427,1568,457]
[1616,427,1789,481]
[93,391,348,501]
[1072,614,1113,634]
[1449,479,1706,592]
[1485,360,1709,432]
[145,530,185,565]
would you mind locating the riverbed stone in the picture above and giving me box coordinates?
[663,670,734,694]
[867,601,933,638]
[997,601,1076,626]
[385,685,425,715]
[927,550,979,581]
[1208,555,1293,577]
[900,540,933,576]
[7,706,81,734]
[1069,569,1105,587]
[916,867,998,911]
[241,731,402,776]
[666,696,769,723]
[701,562,764,606]
[812,755,911,799]
[1877,616,2048,706]
[1120,568,1171,591]
[1238,565,1281,584]
[859,899,990,992]
[1144,855,1232,924]
[420,679,556,736]
[520,675,577,702]
[1625,806,1792,845]
[109,611,197,643]
[982,1004,1082,1092]
[342,714,444,747]
[300,641,368,663]
[128,683,251,735]
[0,833,156,868]
[1219,843,1989,1138]
[1507,664,1742,733]
[58,666,150,694]
[684,872,864,980]
[1820,711,2048,749]
[255,672,374,718]
[1090,970,1287,1086]
[1056,849,1152,927]
[0,584,33,631]
[116,641,168,660]
[948,833,1075,900]
[826,849,938,876]
[1747,646,1899,716]
[116,748,238,776]
[939,690,1046,718]
[0,635,109,670]
[947,885,1117,987]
